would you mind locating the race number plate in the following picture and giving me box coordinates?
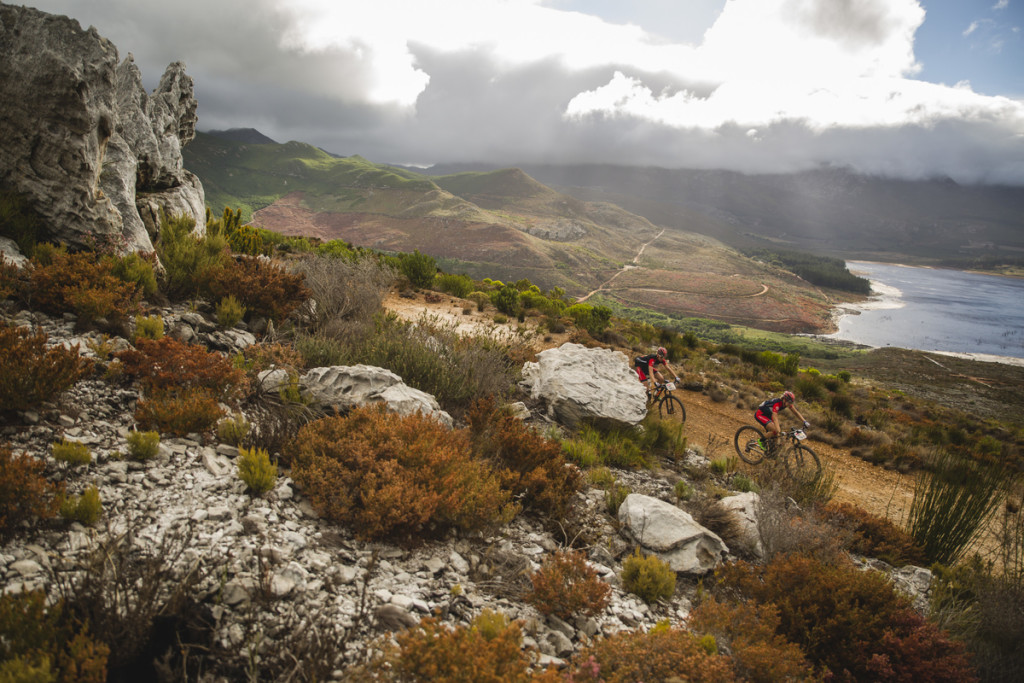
[794,430,806,440]
[665,382,676,391]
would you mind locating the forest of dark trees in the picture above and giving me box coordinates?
[746,248,872,294]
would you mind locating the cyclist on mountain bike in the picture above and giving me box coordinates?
[755,391,810,451]
[634,347,680,395]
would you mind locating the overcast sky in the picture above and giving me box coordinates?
[24,0,1024,184]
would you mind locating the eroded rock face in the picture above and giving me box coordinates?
[0,4,205,254]
[520,342,647,428]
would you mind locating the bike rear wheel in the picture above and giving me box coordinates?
[785,444,822,479]
[734,425,766,465]
[657,395,686,423]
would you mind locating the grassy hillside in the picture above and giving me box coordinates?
[182,133,854,331]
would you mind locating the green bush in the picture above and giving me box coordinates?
[132,315,164,342]
[468,291,490,312]
[227,224,265,256]
[155,212,229,300]
[908,448,1006,565]
[398,249,436,289]
[59,486,103,525]
[434,272,474,298]
[217,413,250,446]
[492,284,520,316]
[125,430,160,461]
[566,303,613,336]
[237,446,277,495]
[215,295,246,327]
[111,252,158,298]
[675,480,694,501]
[52,440,91,467]
[621,550,676,603]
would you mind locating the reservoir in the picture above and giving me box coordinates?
[827,261,1024,363]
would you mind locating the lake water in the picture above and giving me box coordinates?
[826,261,1024,364]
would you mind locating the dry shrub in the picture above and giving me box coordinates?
[116,337,246,402]
[570,626,738,683]
[240,342,304,376]
[28,249,143,328]
[134,388,224,437]
[525,549,611,620]
[353,615,539,682]
[291,255,395,334]
[714,553,976,682]
[688,498,745,550]
[820,501,927,566]
[204,255,309,323]
[755,485,846,562]
[0,590,109,683]
[288,405,517,541]
[688,596,816,682]
[53,518,211,679]
[0,324,93,412]
[0,444,62,542]
[467,396,582,518]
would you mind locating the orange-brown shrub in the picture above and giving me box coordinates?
[0,258,26,300]
[116,337,246,401]
[0,590,109,683]
[714,553,976,682]
[361,615,537,682]
[288,405,517,541]
[688,596,817,682]
[28,250,142,327]
[570,626,738,683]
[467,396,582,518]
[525,549,611,621]
[134,388,224,437]
[0,445,63,542]
[240,341,304,375]
[0,324,93,411]
[820,501,927,566]
[203,256,309,323]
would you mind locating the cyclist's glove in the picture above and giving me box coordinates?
[803,421,811,428]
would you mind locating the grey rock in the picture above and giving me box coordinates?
[375,603,419,631]
[719,491,764,558]
[618,493,728,574]
[0,5,205,255]
[520,343,647,428]
[0,238,27,267]
[301,365,453,427]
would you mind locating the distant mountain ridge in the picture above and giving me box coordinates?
[424,162,1024,263]
[203,127,278,145]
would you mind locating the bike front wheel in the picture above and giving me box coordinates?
[785,444,822,479]
[734,425,766,465]
[657,395,686,423]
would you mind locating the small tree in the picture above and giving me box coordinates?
[399,249,436,289]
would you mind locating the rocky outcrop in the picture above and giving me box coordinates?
[520,342,647,428]
[0,4,205,255]
[719,491,764,558]
[259,364,455,428]
[617,493,728,574]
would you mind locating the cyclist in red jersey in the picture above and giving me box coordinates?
[754,391,809,450]
[633,347,679,394]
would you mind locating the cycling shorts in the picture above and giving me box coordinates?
[754,409,773,426]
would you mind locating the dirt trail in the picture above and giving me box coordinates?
[383,291,926,529]
[678,389,917,522]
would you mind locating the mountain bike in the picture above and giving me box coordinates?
[648,380,686,424]
[733,425,821,478]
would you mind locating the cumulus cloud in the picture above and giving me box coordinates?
[23,0,1024,183]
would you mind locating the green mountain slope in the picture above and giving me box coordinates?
[182,131,850,332]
